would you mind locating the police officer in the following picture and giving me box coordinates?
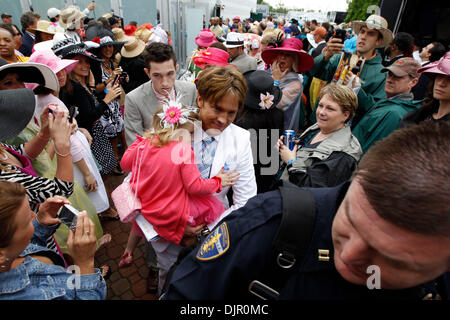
[163,121,450,300]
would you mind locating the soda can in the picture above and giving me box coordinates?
[284,130,295,150]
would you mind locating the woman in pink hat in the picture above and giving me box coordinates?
[192,46,231,70]
[262,37,314,131]
[400,51,450,126]
[184,30,218,80]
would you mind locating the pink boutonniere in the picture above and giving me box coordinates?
[259,92,275,109]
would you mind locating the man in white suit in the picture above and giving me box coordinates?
[137,65,257,296]
[124,42,197,147]
[193,66,257,230]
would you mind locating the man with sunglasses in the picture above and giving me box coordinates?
[352,57,422,153]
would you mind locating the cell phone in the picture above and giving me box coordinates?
[59,204,80,231]
[333,29,347,43]
[113,74,121,86]
[68,105,76,123]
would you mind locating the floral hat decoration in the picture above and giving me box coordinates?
[243,70,282,111]
[156,100,199,130]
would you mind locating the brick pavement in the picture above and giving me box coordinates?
[95,173,158,300]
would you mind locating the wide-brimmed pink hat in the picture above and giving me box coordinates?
[28,49,78,74]
[195,29,217,48]
[418,51,450,76]
[261,38,314,73]
[193,47,231,69]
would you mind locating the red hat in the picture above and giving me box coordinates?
[192,47,231,69]
[311,27,327,38]
[195,29,217,48]
[139,22,154,30]
[233,16,241,21]
[124,24,137,36]
[261,38,314,73]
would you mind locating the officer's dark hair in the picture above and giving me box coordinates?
[429,42,446,62]
[142,42,177,70]
[355,121,450,237]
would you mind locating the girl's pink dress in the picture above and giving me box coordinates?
[121,136,225,244]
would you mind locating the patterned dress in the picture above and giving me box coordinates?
[98,63,124,138]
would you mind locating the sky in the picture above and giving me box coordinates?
[264,0,349,12]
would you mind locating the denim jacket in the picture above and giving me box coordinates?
[0,219,106,300]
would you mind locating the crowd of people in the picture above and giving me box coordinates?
[0,3,449,301]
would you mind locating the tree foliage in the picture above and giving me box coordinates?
[345,0,380,23]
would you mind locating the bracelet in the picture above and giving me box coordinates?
[287,158,297,166]
[54,145,70,157]
[274,80,280,86]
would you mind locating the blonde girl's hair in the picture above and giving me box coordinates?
[144,105,200,147]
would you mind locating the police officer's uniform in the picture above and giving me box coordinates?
[164,182,449,300]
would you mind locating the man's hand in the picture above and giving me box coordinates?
[323,38,344,61]
[180,223,206,247]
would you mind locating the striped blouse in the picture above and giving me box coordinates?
[0,143,74,212]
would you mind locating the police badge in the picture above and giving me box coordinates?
[196,222,230,261]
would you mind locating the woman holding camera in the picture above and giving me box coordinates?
[55,39,122,182]
[0,181,106,300]
[90,36,127,174]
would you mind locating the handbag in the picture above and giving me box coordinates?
[111,145,144,223]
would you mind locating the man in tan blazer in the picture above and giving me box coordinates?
[124,42,197,146]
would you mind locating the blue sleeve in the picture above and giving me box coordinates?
[31,219,60,248]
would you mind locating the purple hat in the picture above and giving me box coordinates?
[418,51,450,76]
[195,29,217,48]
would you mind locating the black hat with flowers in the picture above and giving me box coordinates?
[243,70,282,110]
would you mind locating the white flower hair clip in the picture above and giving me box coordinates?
[259,92,275,109]
[156,100,198,129]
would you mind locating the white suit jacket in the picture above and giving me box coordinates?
[193,121,257,229]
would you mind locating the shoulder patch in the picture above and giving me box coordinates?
[196,222,230,261]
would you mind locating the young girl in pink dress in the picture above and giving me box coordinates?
[118,101,238,292]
